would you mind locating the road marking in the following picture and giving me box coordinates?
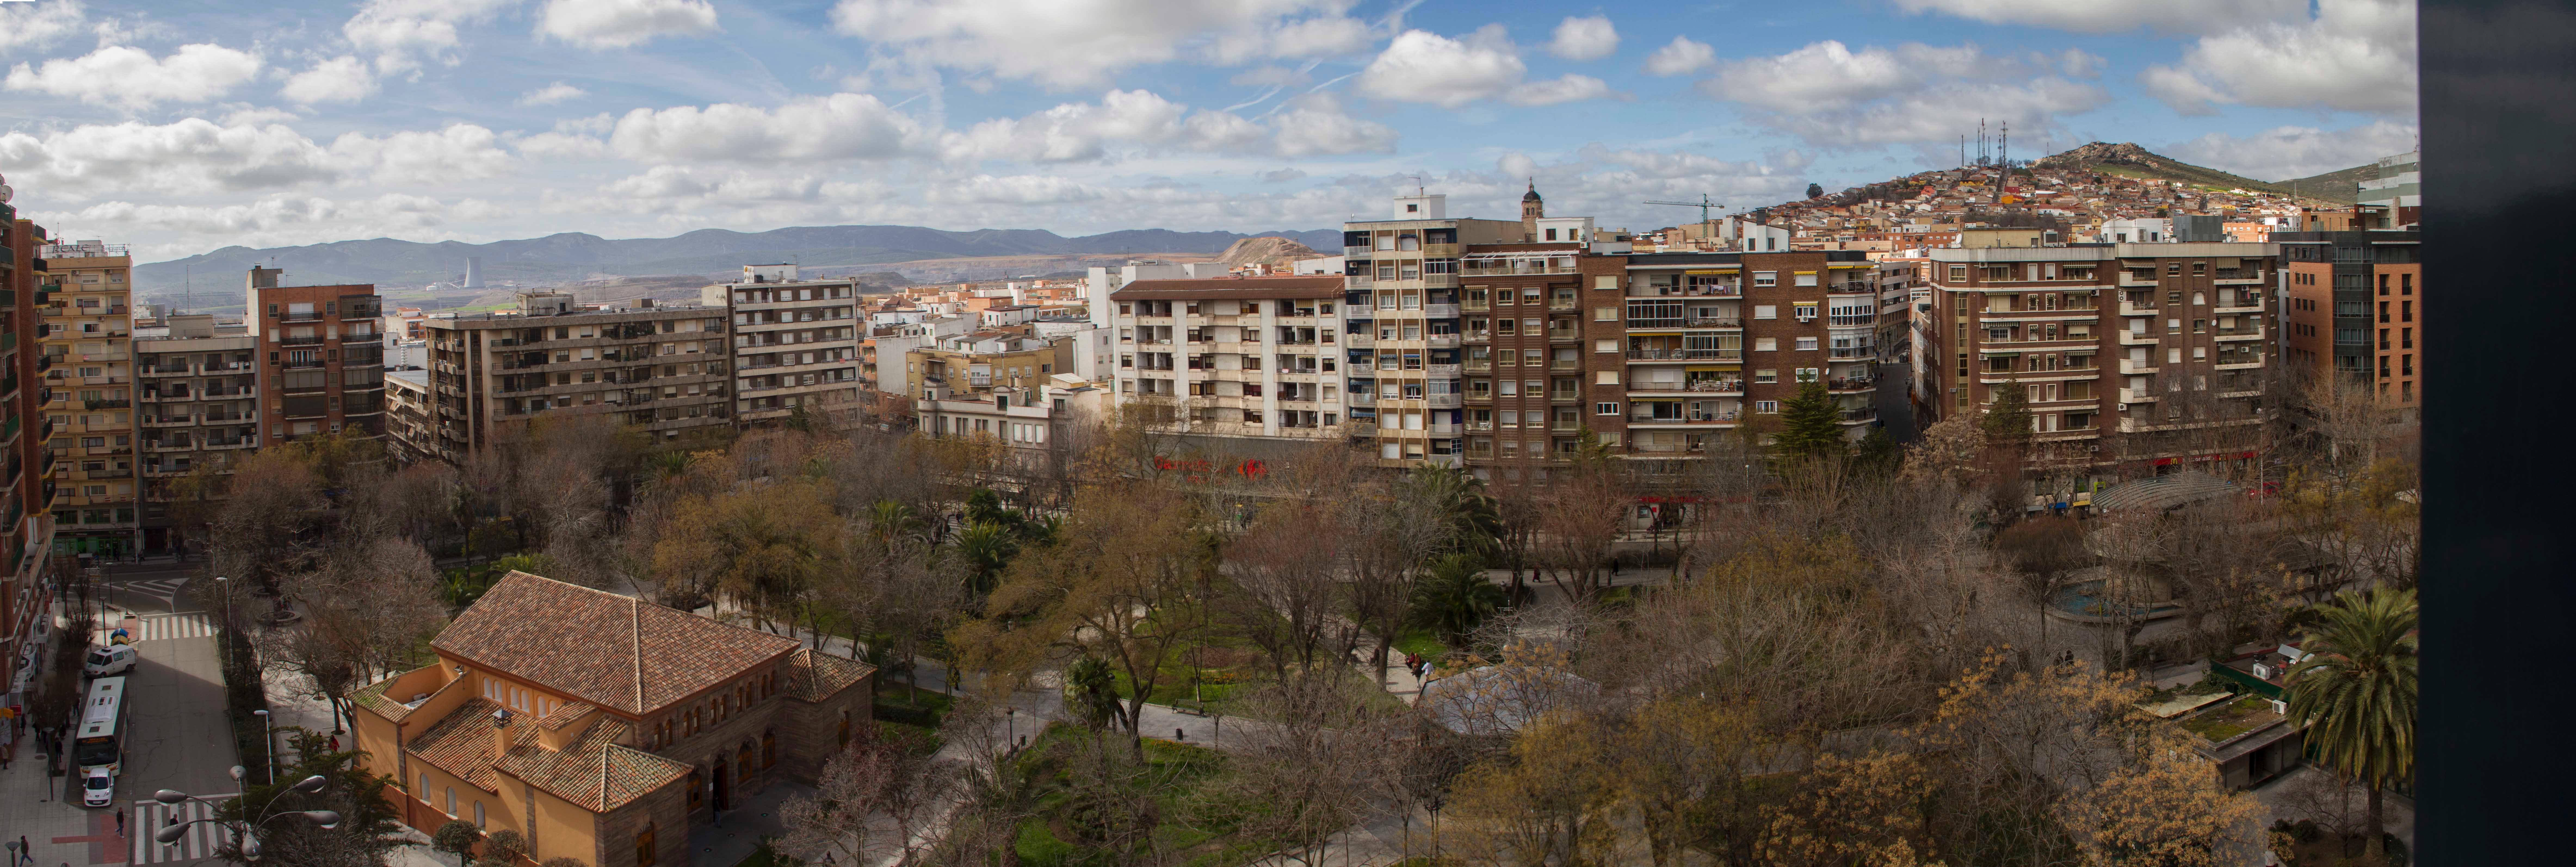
[132,795,240,864]
[95,613,216,644]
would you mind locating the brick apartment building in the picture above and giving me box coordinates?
[3,196,61,700]
[352,571,872,867]
[247,267,386,443]
[134,315,259,555]
[1923,242,2278,500]
[2276,229,2421,420]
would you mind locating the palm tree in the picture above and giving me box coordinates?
[953,522,1019,595]
[2285,587,2417,863]
[1408,553,1506,647]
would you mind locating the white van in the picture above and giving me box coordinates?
[81,768,115,807]
[84,644,136,677]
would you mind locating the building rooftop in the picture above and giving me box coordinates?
[429,571,800,716]
[1111,275,1345,300]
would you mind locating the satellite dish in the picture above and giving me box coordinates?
[0,185,11,204]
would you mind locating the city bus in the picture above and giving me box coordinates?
[74,676,128,777]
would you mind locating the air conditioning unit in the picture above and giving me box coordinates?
[2087,445,2099,452]
[2116,403,2128,411]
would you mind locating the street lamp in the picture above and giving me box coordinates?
[154,777,338,863]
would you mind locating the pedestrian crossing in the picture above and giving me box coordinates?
[93,613,218,644]
[131,794,241,864]
[120,576,194,605]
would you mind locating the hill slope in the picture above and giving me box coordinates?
[2032,142,2306,195]
[2272,163,2373,205]
[1213,237,1324,266]
[136,224,1342,294]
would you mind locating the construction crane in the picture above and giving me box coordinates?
[1644,194,1724,226]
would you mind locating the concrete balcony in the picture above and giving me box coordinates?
[2213,328,2263,342]
[1425,393,1462,409]
[1346,334,1374,349]
[1426,363,1462,378]
[1424,334,1460,350]
[2117,331,2160,346]
[1423,303,1461,318]
[2119,359,2160,375]
[2118,302,2161,316]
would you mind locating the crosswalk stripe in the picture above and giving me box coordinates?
[93,613,217,644]
[132,794,240,864]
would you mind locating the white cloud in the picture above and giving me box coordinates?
[538,0,722,50]
[2140,0,2417,116]
[602,166,827,202]
[0,117,341,196]
[328,125,516,185]
[520,82,588,105]
[1642,36,1713,76]
[1355,26,1525,107]
[1205,13,1375,64]
[222,107,303,127]
[933,174,1104,205]
[1229,65,1309,88]
[1892,0,2308,36]
[1267,93,1396,157]
[1259,167,1307,182]
[2161,120,2420,181]
[4,43,262,110]
[344,0,517,74]
[31,192,479,250]
[1508,74,1619,107]
[1547,15,1618,61]
[830,0,1353,89]
[608,93,940,163]
[282,56,379,104]
[1699,40,2109,151]
[0,0,89,54]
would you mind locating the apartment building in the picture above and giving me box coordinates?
[134,316,259,556]
[1342,194,1529,466]
[247,267,386,443]
[901,330,1070,398]
[1107,275,1357,443]
[704,265,865,427]
[2357,150,2420,230]
[423,294,733,461]
[2276,230,2422,420]
[1926,242,2278,494]
[4,197,62,698]
[1596,251,1885,465]
[36,240,137,556]
[1456,240,1624,474]
[385,369,433,465]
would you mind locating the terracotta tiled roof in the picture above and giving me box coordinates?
[782,648,875,703]
[494,714,691,812]
[406,698,508,790]
[430,571,798,716]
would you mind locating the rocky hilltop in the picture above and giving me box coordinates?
[1213,236,1324,266]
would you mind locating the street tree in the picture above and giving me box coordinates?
[2285,588,2417,865]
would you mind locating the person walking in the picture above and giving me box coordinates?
[17,835,31,866]
[115,809,125,838]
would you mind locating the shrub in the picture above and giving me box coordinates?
[431,820,483,862]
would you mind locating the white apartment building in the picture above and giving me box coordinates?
[705,264,866,426]
[1342,193,1527,466]
[1108,275,1355,442]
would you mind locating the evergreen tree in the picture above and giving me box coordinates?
[1853,425,1901,476]
[1979,385,2035,445]
[1806,182,1825,199]
[1771,381,1847,461]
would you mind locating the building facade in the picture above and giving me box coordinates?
[1106,275,1358,444]
[2276,230,2421,420]
[4,197,62,701]
[1341,194,1527,466]
[1599,251,1883,466]
[423,295,734,461]
[1926,242,2278,498]
[36,240,137,555]
[134,318,258,556]
[351,572,873,867]
[246,268,386,443]
[704,265,866,428]
[385,369,434,465]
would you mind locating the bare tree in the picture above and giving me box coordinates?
[1212,669,1391,866]
[778,736,951,866]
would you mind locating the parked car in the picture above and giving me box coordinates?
[82,768,116,807]
[84,644,136,678]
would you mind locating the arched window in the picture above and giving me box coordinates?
[761,731,776,768]
[472,801,485,828]
[737,744,755,781]
[686,770,703,810]
[636,823,658,867]
[444,787,456,816]
[419,773,430,797]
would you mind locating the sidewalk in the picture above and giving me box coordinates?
[0,604,124,867]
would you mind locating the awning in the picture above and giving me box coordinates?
[1684,269,1736,275]
[2211,257,2242,269]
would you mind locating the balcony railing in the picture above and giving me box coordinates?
[1626,349,1742,361]
[1425,363,1462,378]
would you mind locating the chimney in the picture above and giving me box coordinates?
[491,707,515,756]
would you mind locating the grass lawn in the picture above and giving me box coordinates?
[1009,723,1293,867]
[733,840,797,867]
[2179,694,2278,743]
[1392,627,1448,661]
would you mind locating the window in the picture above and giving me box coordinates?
[1755,400,1779,414]
[1754,369,1778,384]
[473,800,485,828]
[1948,265,1968,281]
[1595,339,1617,353]
[762,732,777,767]
[444,787,457,816]
[1595,402,1620,416]
[1594,306,1618,321]
[638,824,659,867]
[1753,304,1777,319]
[1794,337,1817,351]
[1753,272,1778,287]
[1755,337,1778,352]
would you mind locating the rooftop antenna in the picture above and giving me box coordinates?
[1410,175,1424,196]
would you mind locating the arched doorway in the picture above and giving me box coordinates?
[711,759,730,811]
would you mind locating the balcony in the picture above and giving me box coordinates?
[1827,377,1874,392]
[2119,359,2160,375]
[1346,334,1375,349]
[1683,317,1743,329]
[2117,331,2159,346]
[1425,393,1462,409]
[1423,303,1461,318]
[82,399,130,410]
[1425,363,1462,378]
[1626,349,1743,362]
[2213,327,2263,341]
[1826,347,1877,361]
[280,310,324,322]
[1839,407,1878,423]
[279,335,326,346]
[1461,256,1577,277]
[1629,380,1743,394]
[1424,334,1460,350]
[2117,272,2160,288]
[2117,302,2160,316]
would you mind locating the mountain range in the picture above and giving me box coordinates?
[134,225,1345,294]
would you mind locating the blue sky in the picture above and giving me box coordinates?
[0,0,2417,262]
